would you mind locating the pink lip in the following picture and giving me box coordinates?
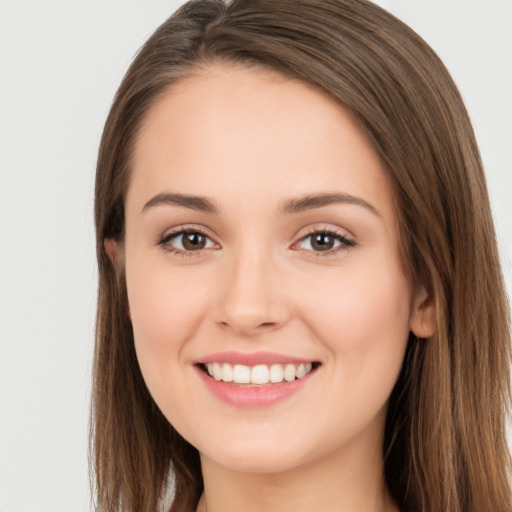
[194,361,318,409]
[194,351,315,366]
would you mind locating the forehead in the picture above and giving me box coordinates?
[128,63,394,222]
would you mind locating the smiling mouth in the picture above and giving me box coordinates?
[198,362,320,386]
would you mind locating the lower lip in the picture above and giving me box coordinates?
[195,366,316,407]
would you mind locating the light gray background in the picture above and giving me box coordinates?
[1,1,511,511]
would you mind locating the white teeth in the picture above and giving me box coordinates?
[233,364,251,384]
[284,363,296,382]
[251,364,269,384]
[222,363,233,382]
[269,364,284,383]
[212,362,222,381]
[205,361,316,384]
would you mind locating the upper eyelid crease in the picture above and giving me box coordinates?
[296,230,356,248]
[157,229,217,256]
[158,226,214,243]
[158,228,354,255]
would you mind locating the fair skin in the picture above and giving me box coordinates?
[108,63,434,512]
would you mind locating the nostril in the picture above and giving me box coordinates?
[217,319,278,333]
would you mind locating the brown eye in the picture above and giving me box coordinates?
[161,230,215,252]
[310,233,336,251]
[182,232,207,250]
[296,231,354,253]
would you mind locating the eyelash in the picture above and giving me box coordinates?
[157,227,216,257]
[157,227,356,257]
[293,228,356,256]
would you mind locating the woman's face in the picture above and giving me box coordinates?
[121,64,431,474]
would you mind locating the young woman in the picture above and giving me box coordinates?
[91,1,512,511]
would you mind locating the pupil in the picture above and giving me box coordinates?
[183,233,205,250]
[312,234,334,251]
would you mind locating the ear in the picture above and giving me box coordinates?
[104,238,119,264]
[409,286,436,338]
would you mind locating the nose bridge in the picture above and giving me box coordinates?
[216,237,288,334]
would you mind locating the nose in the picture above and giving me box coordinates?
[214,246,291,337]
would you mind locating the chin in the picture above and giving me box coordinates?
[197,431,314,475]
[209,451,304,475]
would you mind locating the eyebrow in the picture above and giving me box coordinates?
[281,193,381,217]
[141,191,380,217]
[141,193,219,214]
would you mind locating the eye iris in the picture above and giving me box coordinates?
[311,233,335,251]
[182,232,206,250]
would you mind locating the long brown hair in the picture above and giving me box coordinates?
[92,1,512,511]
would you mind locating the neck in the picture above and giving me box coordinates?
[197,420,397,512]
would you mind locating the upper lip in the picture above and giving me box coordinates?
[194,351,318,366]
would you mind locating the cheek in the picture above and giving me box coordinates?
[125,256,212,382]
[299,261,412,396]
[304,264,410,335]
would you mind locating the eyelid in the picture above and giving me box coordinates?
[292,222,355,240]
[291,225,356,254]
[157,224,220,255]
[155,223,355,257]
